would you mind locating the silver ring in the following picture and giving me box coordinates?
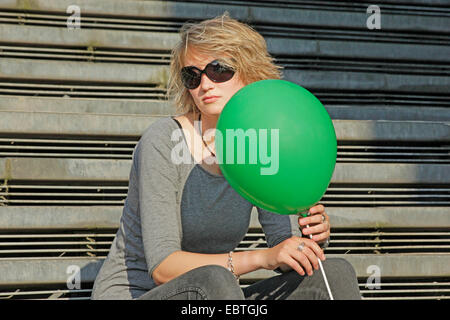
[297,242,305,251]
[320,237,330,249]
[321,214,326,223]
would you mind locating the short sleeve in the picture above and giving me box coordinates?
[256,206,301,248]
[136,123,182,280]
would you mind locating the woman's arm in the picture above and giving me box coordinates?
[152,236,325,285]
[152,250,262,285]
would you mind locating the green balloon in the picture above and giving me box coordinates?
[215,79,337,215]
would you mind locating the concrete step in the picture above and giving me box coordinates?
[0,111,448,141]
[0,206,449,230]
[0,157,448,183]
[2,58,449,93]
[1,23,448,63]
[0,254,448,286]
[1,0,448,34]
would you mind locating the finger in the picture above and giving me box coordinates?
[302,221,329,237]
[299,212,327,227]
[290,248,314,276]
[309,204,325,215]
[299,215,322,227]
[284,255,306,276]
[304,238,326,261]
[302,224,331,242]
[297,246,320,271]
[311,230,331,243]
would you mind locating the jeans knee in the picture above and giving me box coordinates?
[194,265,236,283]
[322,258,361,300]
[189,265,244,300]
[288,271,331,300]
[325,258,357,279]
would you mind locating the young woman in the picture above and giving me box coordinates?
[91,13,361,300]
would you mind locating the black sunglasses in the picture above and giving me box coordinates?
[181,60,235,89]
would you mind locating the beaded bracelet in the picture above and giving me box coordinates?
[227,251,240,281]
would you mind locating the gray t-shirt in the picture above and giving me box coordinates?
[91,116,300,299]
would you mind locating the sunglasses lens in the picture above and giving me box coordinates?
[206,61,235,83]
[181,67,201,89]
[181,61,235,89]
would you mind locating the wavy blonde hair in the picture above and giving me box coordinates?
[167,12,283,115]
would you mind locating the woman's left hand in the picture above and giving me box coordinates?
[298,204,330,244]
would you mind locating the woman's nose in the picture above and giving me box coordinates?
[199,73,214,91]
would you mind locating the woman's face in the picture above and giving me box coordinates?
[183,47,246,117]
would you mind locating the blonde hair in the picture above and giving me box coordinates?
[167,12,283,115]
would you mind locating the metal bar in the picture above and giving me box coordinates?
[0,52,168,64]
[0,138,138,145]
[8,192,447,199]
[235,246,450,251]
[362,296,450,300]
[0,241,112,246]
[0,289,92,296]
[338,152,449,157]
[0,192,128,197]
[322,201,450,205]
[0,89,165,98]
[0,234,114,239]
[325,246,450,250]
[4,185,128,190]
[337,159,450,163]
[0,153,132,159]
[0,45,171,58]
[0,249,110,254]
[359,288,450,293]
[0,200,125,204]
[358,282,450,287]
[330,240,450,243]
[339,146,450,151]
[327,187,450,192]
[0,82,163,91]
[323,195,450,199]
[330,232,450,236]
[0,146,134,151]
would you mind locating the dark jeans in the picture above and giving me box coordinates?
[137,258,361,300]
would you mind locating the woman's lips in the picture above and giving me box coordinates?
[202,96,220,103]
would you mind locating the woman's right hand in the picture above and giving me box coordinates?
[258,236,326,276]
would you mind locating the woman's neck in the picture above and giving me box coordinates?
[195,110,218,144]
